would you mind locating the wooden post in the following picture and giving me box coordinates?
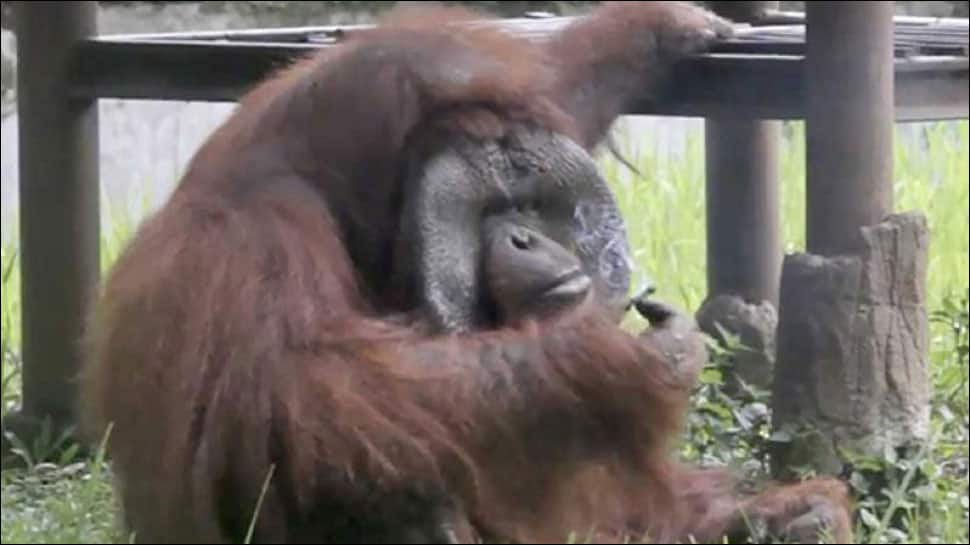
[705,119,781,306]
[805,1,895,256]
[773,2,931,480]
[0,3,13,30]
[697,1,782,394]
[3,1,100,461]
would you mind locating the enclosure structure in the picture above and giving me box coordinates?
[3,1,968,475]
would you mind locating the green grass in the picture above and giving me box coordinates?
[605,120,970,317]
[1,460,123,544]
[1,120,968,544]
[2,243,20,416]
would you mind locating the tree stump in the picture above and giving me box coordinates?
[697,295,777,394]
[771,213,931,478]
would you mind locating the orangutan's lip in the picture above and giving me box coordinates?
[542,269,591,299]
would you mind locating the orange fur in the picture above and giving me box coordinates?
[79,3,852,543]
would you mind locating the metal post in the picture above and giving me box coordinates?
[704,1,782,306]
[805,1,895,256]
[7,1,100,441]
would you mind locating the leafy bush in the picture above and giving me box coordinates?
[681,331,773,481]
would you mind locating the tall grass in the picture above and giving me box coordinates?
[604,121,969,331]
[1,241,20,416]
[1,120,967,544]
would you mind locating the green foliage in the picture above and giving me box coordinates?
[681,329,773,478]
[0,464,121,545]
[3,418,82,472]
[1,245,18,415]
[1,427,124,545]
[931,289,970,419]
[895,123,970,314]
